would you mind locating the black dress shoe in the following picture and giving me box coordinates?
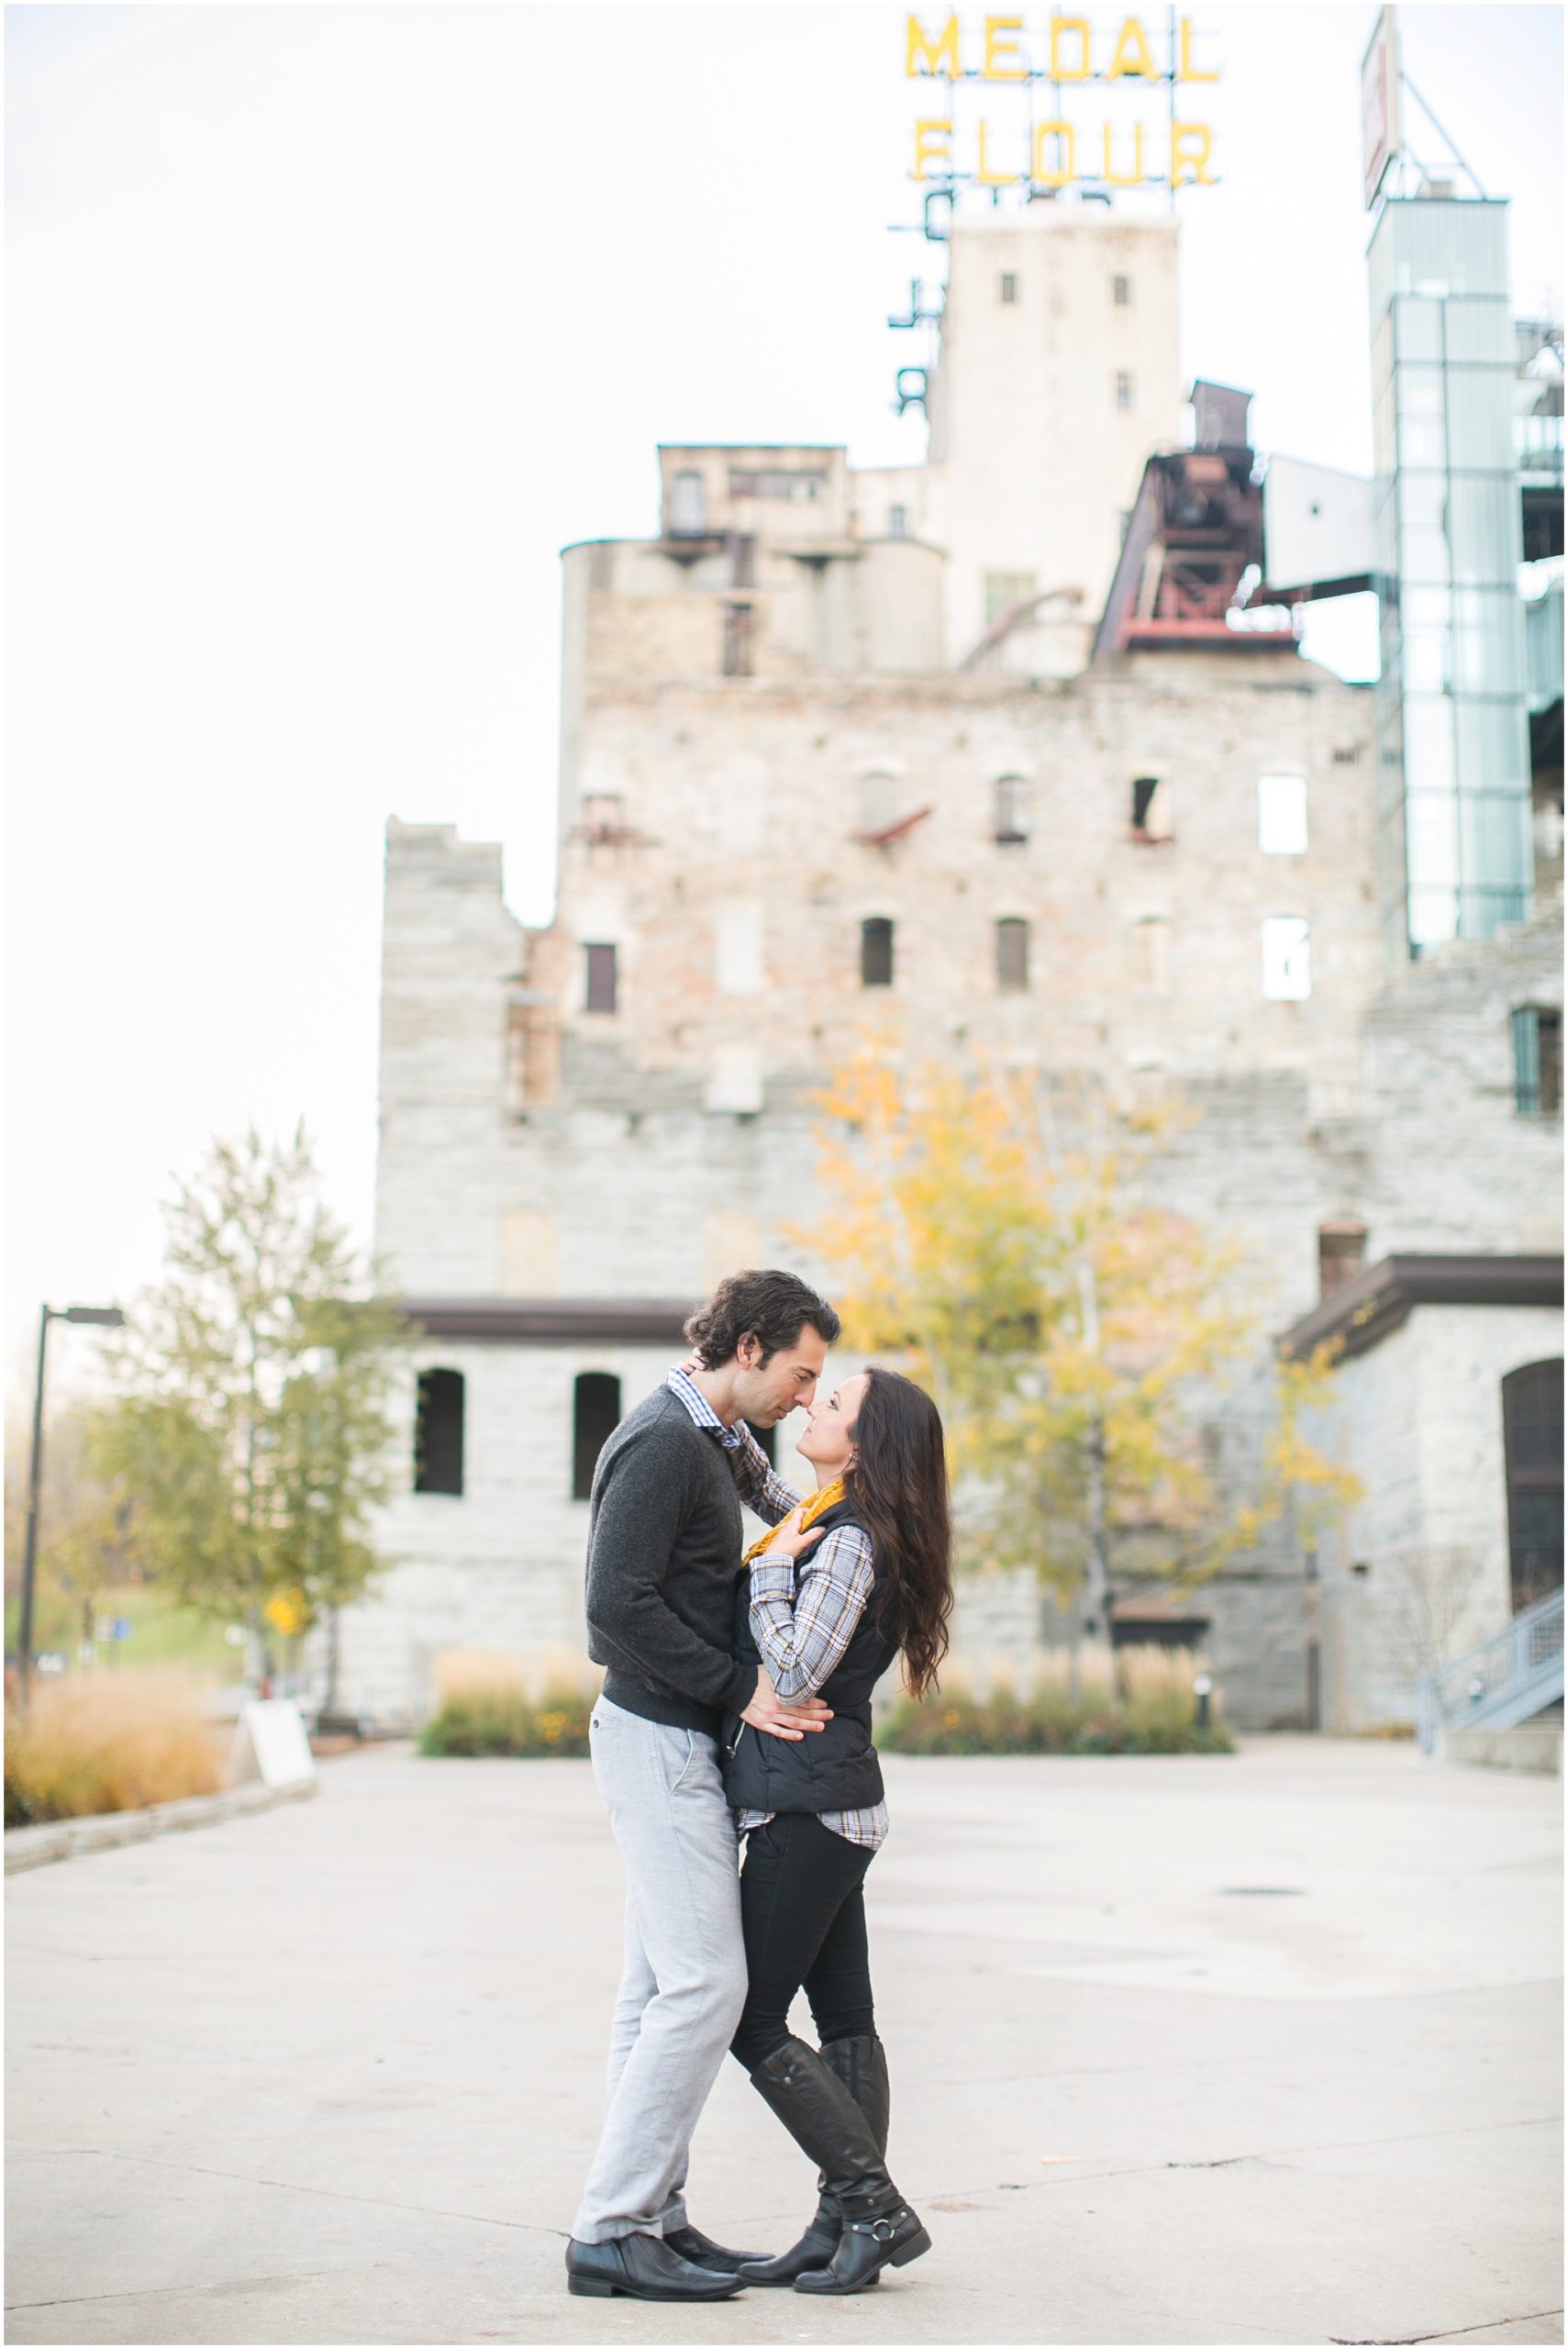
[565,2233,744,2299]
[664,2221,772,2272]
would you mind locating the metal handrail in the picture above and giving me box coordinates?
[1416,1587,1564,1753]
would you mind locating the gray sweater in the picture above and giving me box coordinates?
[584,1386,758,1733]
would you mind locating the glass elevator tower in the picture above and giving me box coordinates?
[1369,194,1533,959]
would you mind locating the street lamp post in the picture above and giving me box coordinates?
[17,1304,126,1703]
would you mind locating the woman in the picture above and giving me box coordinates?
[717,1364,953,2297]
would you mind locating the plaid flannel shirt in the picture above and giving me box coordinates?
[665,1373,888,1852]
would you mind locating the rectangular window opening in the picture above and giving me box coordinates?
[573,1373,622,1502]
[729,533,757,589]
[861,917,895,988]
[995,774,1031,845]
[1262,917,1312,1001]
[1116,371,1134,411]
[669,470,706,538]
[414,1369,465,1497]
[584,941,617,1014]
[1513,1006,1562,1115]
[722,602,755,677]
[1130,776,1173,841]
[1000,272,1018,305]
[996,918,1030,992]
[888,504,908,539]
[1259,773,1309,855]
[1318,1223,1367,1299]
[1132,915,1173,996]
[984,569,1038,626]
[1113,273,1132,306]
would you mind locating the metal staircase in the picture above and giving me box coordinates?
[1416,1588,1565,1754]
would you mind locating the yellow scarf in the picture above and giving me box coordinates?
[743,1477,848,1565]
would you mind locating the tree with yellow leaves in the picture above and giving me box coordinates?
[798,1051,1359,1645]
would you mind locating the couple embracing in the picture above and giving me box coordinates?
[564,1267,954,2303]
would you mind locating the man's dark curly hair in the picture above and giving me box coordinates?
[683,1268,841,1370]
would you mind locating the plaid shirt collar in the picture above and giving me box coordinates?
[666,1364,744,1449]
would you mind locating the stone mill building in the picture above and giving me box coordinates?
[318,195,1562,1736]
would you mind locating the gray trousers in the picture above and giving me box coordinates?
[572,1695,747,2244]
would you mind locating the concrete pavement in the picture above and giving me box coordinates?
[6,1739,1562,2345]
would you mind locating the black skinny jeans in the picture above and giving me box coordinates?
[729,1812,877,2073]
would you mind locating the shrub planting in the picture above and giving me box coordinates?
[880,1645,1231,1756]
[418,1659,595,1759]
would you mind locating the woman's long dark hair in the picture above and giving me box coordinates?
[845,1366,953,1701]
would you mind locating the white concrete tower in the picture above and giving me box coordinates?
[858,205,1183,674]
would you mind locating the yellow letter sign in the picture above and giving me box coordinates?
[906,14,960,74]
[1049,16,1092,78]
[914,118,953,178]
[1107,16,1159,77]
[983,15,1027,78]
[1171,122,1217,184]
[1178,17,1218,80]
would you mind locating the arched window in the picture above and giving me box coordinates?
[861,918,895,987]
[414,1370,465,1497]
[995,774,1030,845]
[996,918,1030,992]
[1503,1361,1563,1611]
[573,1373,623,1502]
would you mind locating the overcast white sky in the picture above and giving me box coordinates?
[6,1,1563,1390]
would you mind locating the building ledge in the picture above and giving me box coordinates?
[401,1297,694,1344]
[1278,1253,1563,1364]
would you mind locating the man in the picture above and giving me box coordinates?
[564,1268,844,2304]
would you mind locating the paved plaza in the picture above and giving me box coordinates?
[5,1739,1562,2346]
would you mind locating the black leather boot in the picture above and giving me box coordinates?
[745,2036,929,2297]
[738,2035,890,2287]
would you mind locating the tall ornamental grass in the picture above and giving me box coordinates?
[6,1669,227,1827]
[418,1651,597,1758]
[881,1645,1230,1755]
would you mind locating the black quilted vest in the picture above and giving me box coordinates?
[719,1494,899,1816]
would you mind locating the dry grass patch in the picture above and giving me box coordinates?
[6,1668,227,1827]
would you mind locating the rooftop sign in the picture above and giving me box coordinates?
[1360,6,1401,209]
[905,13,1220,194]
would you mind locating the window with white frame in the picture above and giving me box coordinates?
[1262,917,1312,1000]
[1259,774,1309,854]
[1131,915,1173,996]
[715,903,764,995]
[669,470,706,537]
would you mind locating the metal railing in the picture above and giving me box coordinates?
[1416,1587,1564,1753]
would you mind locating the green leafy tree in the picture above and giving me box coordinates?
[800,1052,1359,1646]
[93,1126,406,1676]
